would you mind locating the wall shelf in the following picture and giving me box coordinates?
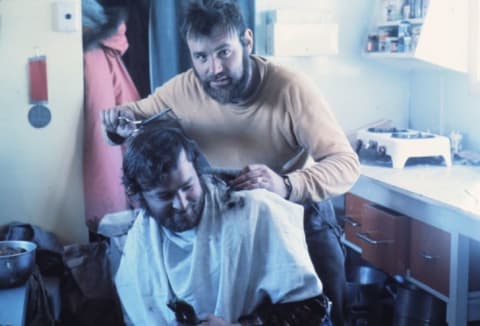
[377,17,424,28]
[363,0,468,73]
[364,52,415,59]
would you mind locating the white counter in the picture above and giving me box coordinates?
[350,163,480,325]
[361,164,480,216]
[351,164,480,241]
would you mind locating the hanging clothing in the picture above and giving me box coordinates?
[83,20,140,232]
[122,0,151,98]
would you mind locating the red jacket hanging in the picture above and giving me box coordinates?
[83,21,140,232]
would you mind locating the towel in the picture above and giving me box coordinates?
[114,176,322,325]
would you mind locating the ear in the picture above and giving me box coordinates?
[243,28,254,54]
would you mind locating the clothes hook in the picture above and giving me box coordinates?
[34,46,41,57]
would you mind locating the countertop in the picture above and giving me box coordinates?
[351,164,480,325]
[351,162,480,240]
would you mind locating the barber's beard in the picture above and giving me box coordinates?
[196,49,251,104]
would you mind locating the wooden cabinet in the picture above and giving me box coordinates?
[361,204,409,276]
[409,221,480,297]
[409,219,451,296]
[344,193,370,248]
[344,193,409,275]
[345,193,480,298]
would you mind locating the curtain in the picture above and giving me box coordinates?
[148,0,256,91]
[123,0,151,97]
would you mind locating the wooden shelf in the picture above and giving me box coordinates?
[377,18,424,28]
[364,52,415,59]
[361,51,445,71]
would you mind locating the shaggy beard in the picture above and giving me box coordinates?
[147,193,205,233]
[196,48,251,104]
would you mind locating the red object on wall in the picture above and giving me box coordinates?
[29,56,48,103]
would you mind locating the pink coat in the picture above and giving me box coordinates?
[83,22,140,231]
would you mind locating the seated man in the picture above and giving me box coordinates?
[114,119,331,325]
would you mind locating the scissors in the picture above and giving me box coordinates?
[117,108,174,132]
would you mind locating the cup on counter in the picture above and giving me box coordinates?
[449,131,463,155]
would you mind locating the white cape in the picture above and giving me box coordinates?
[114,176,322,325]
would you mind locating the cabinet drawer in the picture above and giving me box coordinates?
[358,204,409,275]
[344,193,370,248]
[410,219,450,296]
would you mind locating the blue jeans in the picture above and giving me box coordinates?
[304,200,346,326]
[323,316,334,326]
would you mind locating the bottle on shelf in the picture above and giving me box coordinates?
[414,0,423,19]
[383,0,404,21]
[402,4,411,20]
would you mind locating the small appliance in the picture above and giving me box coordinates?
[356,127,452,168]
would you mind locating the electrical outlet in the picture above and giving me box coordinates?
[52,1,80,32]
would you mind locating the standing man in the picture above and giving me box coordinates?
[102,1,360,324]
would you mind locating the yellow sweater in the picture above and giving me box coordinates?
[127,56,360,203]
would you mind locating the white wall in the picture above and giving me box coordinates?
[0,0,87,243]
[255,0,480,153]
[410,69,480,151]
[255,0,410,133]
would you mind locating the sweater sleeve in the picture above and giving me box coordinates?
[282,73,360,202]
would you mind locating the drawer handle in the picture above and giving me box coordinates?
[356,232,394,245]
[344,216,361,227]
[418,251,439,261]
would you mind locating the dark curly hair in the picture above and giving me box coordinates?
[122,118,202,201]
[181,0,247,44]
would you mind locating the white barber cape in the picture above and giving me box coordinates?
[114,176,322,325]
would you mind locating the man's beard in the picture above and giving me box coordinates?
[196,49,251,104]
[148,194,205,233]
[167,199,203,232]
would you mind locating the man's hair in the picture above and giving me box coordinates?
[122,118,201,198]
[181,0,247,43]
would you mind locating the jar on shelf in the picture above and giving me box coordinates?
[421,0,430,17]
[410,25,422,50]
[398,21,411,38]
[366,35,379,52]
[402,4,411,19]
[402,36,412,52]
[408,0,416,18]
[389,37,400,52]
[378,31,389,52]
[414,0,423,18]
[386,0,405,21]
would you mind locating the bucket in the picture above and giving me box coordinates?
[345,265,389,308]
[390,280,446,326]
[345,265,394,325]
